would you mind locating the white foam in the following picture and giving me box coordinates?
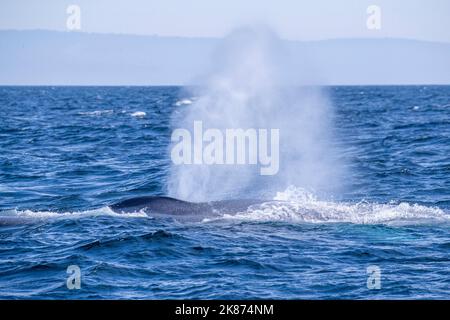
[174,98,193,106]
[78,110,113,116]
[3,206,147,220]
[220,186,450,225]
[131,111,146,118]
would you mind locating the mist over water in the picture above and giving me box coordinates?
[168,26,344,201]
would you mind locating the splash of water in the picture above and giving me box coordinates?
[2,207,147,219]
[168,26,344,201]
[218,186,450,226]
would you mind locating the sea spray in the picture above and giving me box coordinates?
[168,26,344,201]
[219,186,450,225]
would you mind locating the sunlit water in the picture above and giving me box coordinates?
[0,86,449,299]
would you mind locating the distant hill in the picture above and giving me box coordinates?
[1,30,449,85]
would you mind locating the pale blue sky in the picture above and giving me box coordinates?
[0,0,449,42]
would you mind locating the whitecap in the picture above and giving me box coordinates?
[131,111,146,118]
[174,98,193,106]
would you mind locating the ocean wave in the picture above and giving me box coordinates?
[1,206,147,220]
[219,186,450,225]
[78,110,114,116]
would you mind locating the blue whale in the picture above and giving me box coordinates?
[0,196,265,226]
[110,196,263,218]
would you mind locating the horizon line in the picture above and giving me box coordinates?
[2,28,450,45]
[1,84,449,87]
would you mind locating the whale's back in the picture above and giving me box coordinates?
[110,196,263,217]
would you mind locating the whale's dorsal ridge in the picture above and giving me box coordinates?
[110,195,187,211]
[110,195,265,217]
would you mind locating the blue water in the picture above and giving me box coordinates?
[0,86,449,299]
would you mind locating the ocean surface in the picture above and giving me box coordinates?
[0,85,449,299]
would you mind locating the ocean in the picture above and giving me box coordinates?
[0,85,449,299]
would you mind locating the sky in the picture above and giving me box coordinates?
[0,0,449,42]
